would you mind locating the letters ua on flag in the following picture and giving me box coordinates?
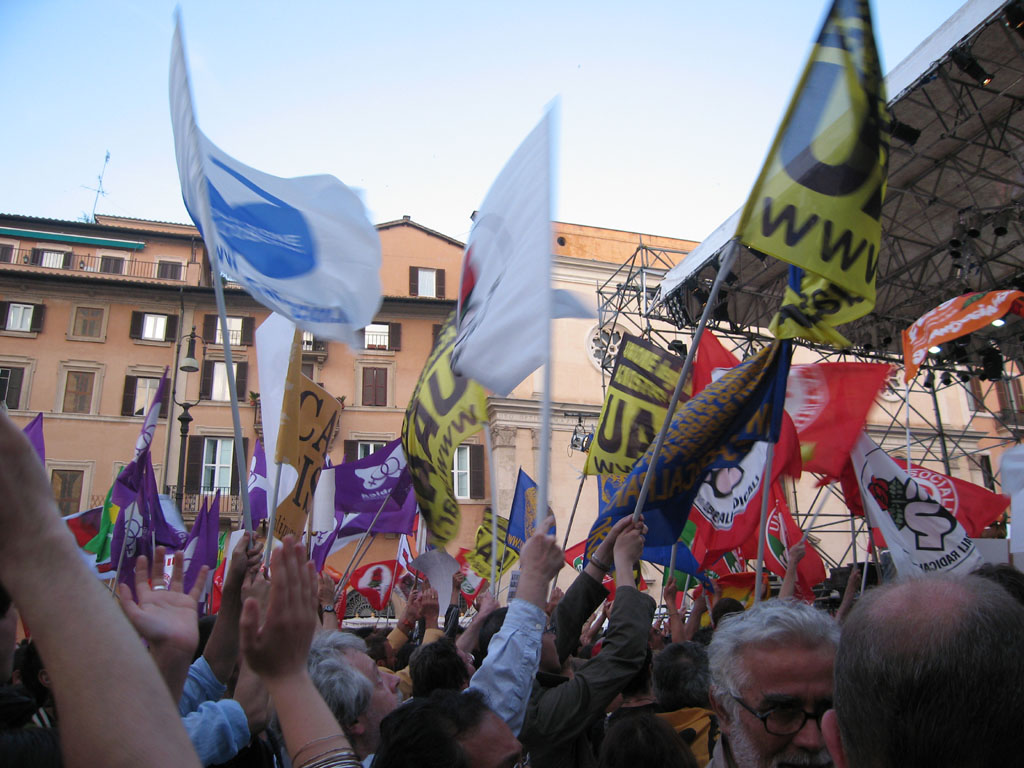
[169,18,381,346]
[850,433,982,576]
[736,0,889,346]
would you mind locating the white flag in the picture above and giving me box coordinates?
[452,106,592,396]
[169,16,381,346]
[850,433,982,577]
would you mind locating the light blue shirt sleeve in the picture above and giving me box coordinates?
[179,655,227,717]
[467,598,545,736]
[182,699,251,766]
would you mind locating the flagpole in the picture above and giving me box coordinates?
[337,534,377,602]
[484,425,498,596]
[336,493,394,590]
[263,462,284,568]
[753,442,776,604]
[631,241,739,522]
[798,489,831,543]
[561,471,587,552]
[662,542,678,615]
[849,511,859,569]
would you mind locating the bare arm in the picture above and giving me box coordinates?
[317,572,340,630]
[836,565,861,624]
[662,579,686,644]
[456,590,498,657]
[681,590,707,642]
[0,413,200,768]
[778,540,806,600]
[204,533,263,683]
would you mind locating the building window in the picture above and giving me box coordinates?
[7,303,34,332]
[63,371,96,414]
[71,306,105,339]
[587,324,624,371]
[203,314,254,346]
[217,316,243,345]
[452,444,485,500]
[203,437,234,492]
[51,469,84,517]
[122,375,166,417]
[157,260,183,280]
[128,311,178,343]
[359,441,386,459]
[361,367,388,406]
[200,360,248,402]
[99,255,125,274]
[409,267,445,299]
[0,366,25,409]
[31,248,71,269]
[365,323,389,350]
[979,454,996,491]
[968,377,986,413]
[212,363,234,401]
[0,245,13,263]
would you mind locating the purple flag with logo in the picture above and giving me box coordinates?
[183,491,221,594]
[334,439,417,536]
[23,413,45,465]
[247,439,268,525]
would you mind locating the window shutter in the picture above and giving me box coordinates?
[121,376,138,416]
[235,362,249,400]
[968,377,983,410]
[164,314,179,343]
[409,267,419,297]
[362,367,375,406]
[30,248,43,266]
[469,444,485,499]
[202,314,218,343]
[61,252,73,269]
[389,322,402,351]
[0,245,12,263]
[436,269,445,299]
[432,324,442,349]
[240,317,255,346]
[997,380,1010,414]
[185,436,204,493]
[199,360,214,400]
[5,367,24,409]
[230,437,249,494]
[129,311,144,339]
[0,302,8,331]
[1014,378,1024,412]
[344,440,359,463]
[29,304,45,333]
[159,380,170,418]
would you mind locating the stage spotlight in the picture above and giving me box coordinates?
[981,347,1004,380]
[667,340,687,357]
[890,119,921,145]
[949,224,965,249]
[929,345,943,355]
[663,289,692,329]
[959,371,972,383]
[941,372,953,387]
[993,317,1006,327]
[924,371,936,389]
[881,335,893,346]
[992,208,1012,237]
[1007,2,1024,40]
[962,209,982,238]
[951,48,993,86]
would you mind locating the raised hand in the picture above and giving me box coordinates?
[118,547,206,654]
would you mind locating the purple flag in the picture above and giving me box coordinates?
[183,491,221,594]
[247,439,268,525]
[333,439,417,536]
[23,413,45,465]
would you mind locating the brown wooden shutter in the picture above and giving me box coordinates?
[344,440,359,463]
[199,360,214,400]
[432,324,442,349]
[62,252,73,269]
[409,267,419,297]
[389,322,402,351]
[0,302,8,331]
[202,314,218,343]
[968,377,984,410]
[29,248,43,266]
[230,437,249,494]
[240,317,255,346]
[4,367,24,409]
[185,436,204,493]
[0,245,11,263]
[469,444,485,499]
[121,376,138,416]
[362,367,375,406]
[29,304,45,333]
[164,314,179,343]
[436,269,445,299]
[235,362,249,400]
[997,380,1010,414]
[159,381,170,418]
[129,311,144,339]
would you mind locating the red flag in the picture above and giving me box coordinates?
[455,549,489,608]
[786,363,890,478]
[693,330,740,393]
[564,540,617,598]
[349,560,397,611]
[739,484,825,602]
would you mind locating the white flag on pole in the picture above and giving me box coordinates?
[169,16,382,346]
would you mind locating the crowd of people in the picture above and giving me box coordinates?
[2,410,1024,768]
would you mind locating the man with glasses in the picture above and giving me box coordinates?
[707,599,838,768]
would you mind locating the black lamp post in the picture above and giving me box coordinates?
[175,327,202,512]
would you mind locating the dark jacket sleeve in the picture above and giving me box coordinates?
[554,571,609,664]
[521,586,656,747]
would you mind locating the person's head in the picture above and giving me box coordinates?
[823,574,1024,768]
[711,597,745,628]
[474,607,508,667]
[410,638,473,697]
[653,641,710,711]
[307,630,400,759]
[620,644,653,700]
[15,640,51,708]
[375,688,522,768]
[708,599,839,768]
[365,628,398,669]
[970,562,1024,605]
[598,711,698,768]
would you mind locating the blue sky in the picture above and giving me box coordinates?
[0,1,969,244]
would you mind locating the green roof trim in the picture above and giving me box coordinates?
[0,227,146,251]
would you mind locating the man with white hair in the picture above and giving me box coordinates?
[707,599,838,768]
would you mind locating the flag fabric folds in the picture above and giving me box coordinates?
[466,508,520,579]
[455,549,489,608]
[402,314,489,546]
[169,18,381,346]
[849,433,982,576]
[585,334,687,476]
[332,439,417,536]
[349,560,397,612]
[23,413,45,465]
[506,469,555,553]
[182,491,221,595]
[734,0,889,346]
[247,439,269,526]
[892,459,1009,539]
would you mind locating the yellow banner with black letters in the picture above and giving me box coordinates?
[465,507,520,578]
[736,0,889,347]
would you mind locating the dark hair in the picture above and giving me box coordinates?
[654,642,710,710]
[0,726,63,767]
[474,607,508,667]
[410,639,470,698]
[710,597,744,627]
[598,711,698,768]
[620,645,653,698]
[394,640,416,672]
[835,574,1024,768]
[364,629,393,666]
[375,689,491,768]
[691,626,714,647]
[971,562,1024,606]
[16,640,49,707]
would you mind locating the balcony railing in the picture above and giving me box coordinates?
[0,246,185,281]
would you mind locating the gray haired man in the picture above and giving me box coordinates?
[707,599,838,768]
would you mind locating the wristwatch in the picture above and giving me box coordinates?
[322,605,336,614]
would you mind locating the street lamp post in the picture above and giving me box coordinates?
[175,327,202,513]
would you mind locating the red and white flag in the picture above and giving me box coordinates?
[349,560,397,612]
[455,549,489,608]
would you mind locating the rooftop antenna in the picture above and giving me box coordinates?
[82,151,111,222]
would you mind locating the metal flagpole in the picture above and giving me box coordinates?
[484,425,499,596]
[263,462,284,568]
[661,542,678,615]
[336,493,394,589]
[753,442,776,604]
[561,471,587,552]
[631,241,739,521]
[798,489,831,543]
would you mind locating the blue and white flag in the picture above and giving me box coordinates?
[506,468,555,553]
[169,17,382,346]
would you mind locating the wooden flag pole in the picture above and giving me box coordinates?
[661,542,678,616]
[336,492,394,591]
[631,241,739,522]
[561,471,587,552]
[484,425,498,596]
[752,442,777,604]
[263,462,284,568]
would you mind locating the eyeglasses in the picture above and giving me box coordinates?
[730,695,832,736]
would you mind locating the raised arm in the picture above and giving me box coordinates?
[662,579,686,644]
[778,540,806,600]
[204,532,263,683]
